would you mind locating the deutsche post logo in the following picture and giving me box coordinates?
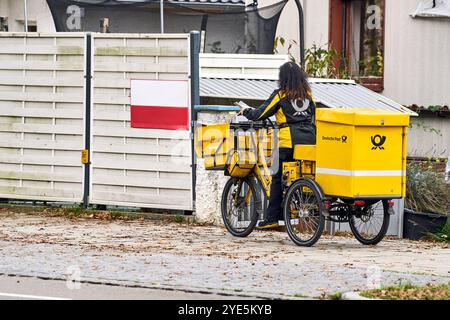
[371,135,386,150]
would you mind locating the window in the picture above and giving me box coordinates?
[329,0,385,92]
[27,25,37,32]
[0,17,8,31]
[17,20,37,32]
[411,0,450,18]
[349,0,384,78]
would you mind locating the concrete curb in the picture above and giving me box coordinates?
[341,292,377,300]
[0,273,310,300]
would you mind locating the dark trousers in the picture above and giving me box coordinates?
[266,148,294,222]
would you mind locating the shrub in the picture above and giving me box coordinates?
[425,221,450,243]
[175,214,184,223]
[406,162,449,215]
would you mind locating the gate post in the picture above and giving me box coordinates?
[82,33,93,208]
[190,31,200,212]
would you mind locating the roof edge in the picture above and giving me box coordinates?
[200,75,358,83]
[309,78,356,85]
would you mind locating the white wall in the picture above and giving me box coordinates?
[383,0,450,107]
[33,0,55,32]
[408,115,449,158]
[383,1,450,159]
[200,53,287,79]
[303,0,329,50]
[254,0,329,60]
[0,1,8,17]
[0,0,55,32]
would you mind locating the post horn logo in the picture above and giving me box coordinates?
[371,135,386,150]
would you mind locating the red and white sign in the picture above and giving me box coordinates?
[130,79,190,130]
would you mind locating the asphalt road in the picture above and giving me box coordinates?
[0,275,251,300]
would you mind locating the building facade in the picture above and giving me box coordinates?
[260,0,449,158]
[0,0,448,157]
[0,0,55,32]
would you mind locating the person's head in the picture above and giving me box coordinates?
[278,62,311,101]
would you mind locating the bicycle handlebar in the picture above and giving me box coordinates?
[230,121,278,130]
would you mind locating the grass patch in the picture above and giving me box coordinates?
[327,292,343,300]
[292,293,309,299]
[2,204,194,224]
[43,206,89,218]
[23,206,135,221]
[361,282,450,300]
[110,210,131,220]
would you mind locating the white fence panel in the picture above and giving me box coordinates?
[90,34,193,211]
[0,33,86,202]
[200,53,288,80]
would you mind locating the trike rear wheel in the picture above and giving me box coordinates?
[221,177,260,237]
[283,179,325,247]
[349,200,390,245]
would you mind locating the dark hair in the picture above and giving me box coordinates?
[278,62,311,102]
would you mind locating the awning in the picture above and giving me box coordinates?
[411,0,450,18]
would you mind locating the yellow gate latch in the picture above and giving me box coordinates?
[81,149,90,164]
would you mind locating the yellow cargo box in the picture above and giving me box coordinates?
[294,145,316,162]
[194,124,233,169]
[195,123,273,172]
[314,108,409,199]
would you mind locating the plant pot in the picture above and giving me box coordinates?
[403,209,449,240]
[356,76,384,92]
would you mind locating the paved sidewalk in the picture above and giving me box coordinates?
[0,210,448,299]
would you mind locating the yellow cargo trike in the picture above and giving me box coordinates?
[195,108,410,247]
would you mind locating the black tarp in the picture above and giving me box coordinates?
[46,0,287,54]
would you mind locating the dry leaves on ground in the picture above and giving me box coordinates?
[361,282,450,300]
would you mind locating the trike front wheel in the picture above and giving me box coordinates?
[221,177,260,237]
[349,200,390,245]
[283,179,325,247]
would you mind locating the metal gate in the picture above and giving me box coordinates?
[88,33,194,210]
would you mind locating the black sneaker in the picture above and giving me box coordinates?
[256,219,279,230]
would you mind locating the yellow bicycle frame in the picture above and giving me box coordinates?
[244,128,273,205]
